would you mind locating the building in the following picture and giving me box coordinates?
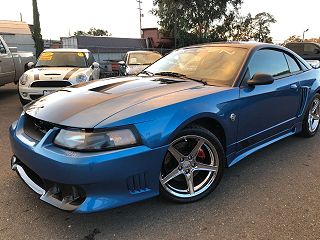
[141,28,174,49]
[0,20,35,54]
[44,39,62,49]
[62,35,150,62]
[61,34,173,77]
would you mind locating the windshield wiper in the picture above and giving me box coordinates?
[154,71,207,85]
[139,70,154,76]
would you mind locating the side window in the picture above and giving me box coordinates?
[87,53,95,66]
[247,49,290,79]
[304,43,319,53]
[0,40,6,54]
[284,54,301,73]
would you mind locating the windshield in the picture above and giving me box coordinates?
[128,52,162,65]
[143,46,248,86]
[36,52,88,68]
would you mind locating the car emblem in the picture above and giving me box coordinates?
[230,113,237,122]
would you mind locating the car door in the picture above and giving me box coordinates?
[0,39,15,85]
[236,49,302,152]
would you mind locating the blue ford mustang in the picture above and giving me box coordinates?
[9,43,320,213]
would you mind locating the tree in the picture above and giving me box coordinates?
[32,0,44,57]
[283,36,320,45]
[152,1,276,47]
[152,0,242,46]
[74,30,87,36]
[283,35,302,45]
[214,12,254,41]
[251,12,276,43]
[74,28,111,37]
[154,0,242,36]
[87,28,111,36]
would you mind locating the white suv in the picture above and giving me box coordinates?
[18,48,100,105]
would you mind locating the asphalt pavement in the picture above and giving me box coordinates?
[0,83,320,240]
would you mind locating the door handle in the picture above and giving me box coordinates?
[290,84,298,90]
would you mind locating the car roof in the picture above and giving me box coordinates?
[43,48,90,53]
[183,41,281,50]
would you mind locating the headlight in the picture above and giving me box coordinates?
[19,74,29,85]
[75,74,88,83]
[53,128,139,151]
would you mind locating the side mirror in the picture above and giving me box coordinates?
[118,61,125,66]
[91,62,99,69]
[247,73,274,86]
[27,62,35,69]
[307,60,320,69]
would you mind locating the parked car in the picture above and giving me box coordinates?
[119,50,162,76]
[0,36,35,87]
[10,42,320,213]
[285,42,320,60]
[18,48,100,105]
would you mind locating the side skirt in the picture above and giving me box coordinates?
[227,127,298,167]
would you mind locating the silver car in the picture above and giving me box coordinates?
[119,51,162,76]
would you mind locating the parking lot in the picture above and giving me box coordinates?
[0,83,320,240]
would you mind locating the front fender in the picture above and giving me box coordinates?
[97,88,240,153]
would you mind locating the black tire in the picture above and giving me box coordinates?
[299,93,320,138]
[160,125,225,203]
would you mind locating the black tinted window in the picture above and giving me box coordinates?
[248,49,290,79]
[304,43,319,53]
[0,40,6,54]
[284,54,301,73]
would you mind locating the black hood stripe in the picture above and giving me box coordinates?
[63,68,80,80]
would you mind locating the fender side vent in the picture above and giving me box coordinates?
[297,87,309,117]
[127,172,150,194]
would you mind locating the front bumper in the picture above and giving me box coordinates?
[9,114,168,213]
[19,85,63,101]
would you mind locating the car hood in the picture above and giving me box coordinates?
[25,76,225,128]
[27,67,88,80]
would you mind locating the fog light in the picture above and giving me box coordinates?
[22,93,28,97]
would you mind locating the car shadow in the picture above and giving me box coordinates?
[9,133,320,239]
[0,84,19,102]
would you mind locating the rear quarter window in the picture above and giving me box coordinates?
[284,54,301,73]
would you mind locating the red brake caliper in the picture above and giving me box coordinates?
[197,148,206,159]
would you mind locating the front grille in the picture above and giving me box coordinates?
[31,81,72,88]
[30,94,43,100]
[23,114,55,141]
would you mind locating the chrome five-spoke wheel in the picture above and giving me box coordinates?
[300,94,320,137]
[160,126,225,202]
[308,98,320,133]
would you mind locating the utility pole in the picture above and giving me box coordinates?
[137,0,142,38]
[20,13,23,22]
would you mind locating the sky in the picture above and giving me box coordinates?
[1,0,319,43]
